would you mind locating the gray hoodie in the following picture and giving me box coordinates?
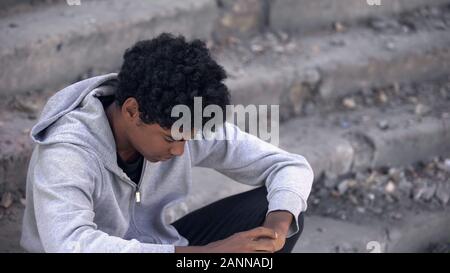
[20,73,314,253]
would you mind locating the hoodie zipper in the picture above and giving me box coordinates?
[116,159,146,204]
[135,190,141,203]
[134,160,147,204]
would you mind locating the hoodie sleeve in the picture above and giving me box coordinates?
[31,143,174,253]
[188,122,314,238]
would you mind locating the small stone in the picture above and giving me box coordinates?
[385,181,396,194]
[413,183,426,201]
[367,193,376,201]
[391,212,403,220]
[334,22,345,32]
[303,68,321,85]
[438,159,450,173]
[436,184,449,205]
[1,192,13,209]
[265,32,278,44]
[415,103,431,116]
[342,98,356,109]
[377,120,389,130]
[284,42,297,52]
[348,194,359,205]
[386,42,396,50]
[401,25,411,33]
[20,198,27,206]
[250,43,264,53]
[432,20,447,30]
[277,31,289,42]
[422,184,437,201]
[408,96,419,104]
[337,179,357,195]
[356,207,366,214]
[388,168,404,182]
[377,91,388,104]
[338,181,349,195]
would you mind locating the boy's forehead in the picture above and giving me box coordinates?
[160,126,197,138]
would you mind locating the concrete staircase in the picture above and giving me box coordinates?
[1,0,450,252]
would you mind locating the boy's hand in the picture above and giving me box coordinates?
[261,210,294,251]
[175,211,294,253]
[202,226,279,253]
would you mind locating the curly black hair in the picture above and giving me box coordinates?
[116,33,230,130]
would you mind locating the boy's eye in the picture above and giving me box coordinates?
[164,137,175,143]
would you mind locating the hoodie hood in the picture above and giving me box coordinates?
[30,73,122,174]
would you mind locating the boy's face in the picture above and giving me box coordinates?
[130,122,187,163]
[121,97,192,163]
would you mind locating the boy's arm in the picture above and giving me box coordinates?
[188,122,314,238]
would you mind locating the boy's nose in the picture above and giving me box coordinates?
[170,141,185,156]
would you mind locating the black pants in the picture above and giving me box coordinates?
[172,186,304,253]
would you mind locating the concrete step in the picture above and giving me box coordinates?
[293,210,450,253]
[270,0,450,34]
[2,0,449,101]
[279,104,450,180]
[0,0,61,16]
[0,0,217,97]
[216,7,450,120]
